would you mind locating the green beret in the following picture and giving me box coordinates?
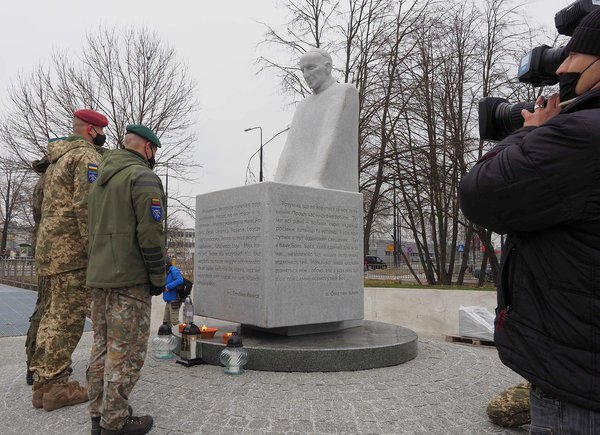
[125,124,161,148]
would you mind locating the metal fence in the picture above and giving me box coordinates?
[0,257,483,289]
[0,256,195,292]
[0,258,37,290]
[365,264,480,284]
[365,265,424,282]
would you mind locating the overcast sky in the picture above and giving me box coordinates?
[0,0,574,226]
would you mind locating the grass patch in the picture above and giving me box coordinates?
[364,279,496,291]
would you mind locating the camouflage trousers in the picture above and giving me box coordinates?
[162,301,181,326]
[29,269,89,383]
[487,381,531,427]
[25,276,48,367]
[87,286,151,430]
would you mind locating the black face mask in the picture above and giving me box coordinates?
[145,147,156,170]
[559,73,581,103]
[91,128,106,147]
[559,57,600,103]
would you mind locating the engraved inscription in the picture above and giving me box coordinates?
[274,200,362,285]
[196,201,263,289]
[196,196,362,295]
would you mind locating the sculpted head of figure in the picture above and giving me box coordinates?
[299,48,335,94]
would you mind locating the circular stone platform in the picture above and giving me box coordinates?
[184,320,417,372]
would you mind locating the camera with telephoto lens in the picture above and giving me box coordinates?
[479,0,600,142]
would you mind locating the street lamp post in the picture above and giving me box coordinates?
[244,127,290,184]
[393,183,398,267]
[244,126,263,182]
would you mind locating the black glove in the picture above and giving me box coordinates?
[149,284,166,296]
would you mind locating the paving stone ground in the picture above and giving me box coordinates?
[0,286,92,337]
[0,330,526,435]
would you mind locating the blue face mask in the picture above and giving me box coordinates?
[559,57,600,103]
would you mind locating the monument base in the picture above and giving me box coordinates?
[195,182,364,330]
[242,319,363,336]
[174,317,418,372]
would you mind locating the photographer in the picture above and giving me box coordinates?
[459,9,600,432]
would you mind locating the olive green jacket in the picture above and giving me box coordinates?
[86,148,166,288]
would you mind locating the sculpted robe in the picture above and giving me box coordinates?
[274,82,359,192]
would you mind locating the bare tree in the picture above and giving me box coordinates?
[462,0,541,286]
[360,0,430,256]
[1,26,199,219]
[0,158,34,252]
[258,0,340,98]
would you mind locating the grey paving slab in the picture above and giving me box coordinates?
[0,284,92,337]
[0,331,526,435]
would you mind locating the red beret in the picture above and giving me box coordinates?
[73,109,109,127]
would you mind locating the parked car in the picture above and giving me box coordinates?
[365,255,388,270]
[473,266,496,282]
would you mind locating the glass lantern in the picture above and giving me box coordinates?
[176,322,203,367]
[219,334,249,375]
[152,322,177,359]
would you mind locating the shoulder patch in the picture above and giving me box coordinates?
[151,198,163,222]
[87,163,99,183]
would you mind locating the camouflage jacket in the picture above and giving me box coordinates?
[86,148,166,288]
[36,135,101,276]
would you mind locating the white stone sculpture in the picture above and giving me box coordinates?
[274,49,359,192]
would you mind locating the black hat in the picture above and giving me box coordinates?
[565,9,600,57]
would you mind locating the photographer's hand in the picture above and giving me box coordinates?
[522,94,561,127]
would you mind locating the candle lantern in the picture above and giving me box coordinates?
[219,334,249,375]
[176,322,203,367]
[152,322,177,359]
[200,325,219,339]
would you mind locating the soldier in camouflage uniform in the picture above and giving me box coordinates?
[29,109,108,412]
[486,381,531,428]
[86,124,166,435]
[25,155,50,385]
[26,144,107,386]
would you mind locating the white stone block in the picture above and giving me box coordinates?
[194,182,364,330]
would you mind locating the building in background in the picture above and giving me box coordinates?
[167,228,195,276]
[368,238,489,267]
[2,224,34,257]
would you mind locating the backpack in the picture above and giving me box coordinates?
[177,277,193,300]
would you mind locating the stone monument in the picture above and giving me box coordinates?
[195,48,363,335]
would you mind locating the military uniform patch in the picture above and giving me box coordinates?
[151,198,162,221]
[87,163,99,183]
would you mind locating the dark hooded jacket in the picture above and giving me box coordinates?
[31,155,51,256]
[459,89,600,412]
[86,148,166,288]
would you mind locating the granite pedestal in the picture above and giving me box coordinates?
[195,182,364,334]
[174,318,418,372]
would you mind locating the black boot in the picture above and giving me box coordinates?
[100,415,153,435]
[92,406,133,435]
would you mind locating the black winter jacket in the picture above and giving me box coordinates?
[459,89,600,412]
